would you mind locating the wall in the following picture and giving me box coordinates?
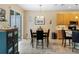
[0,4,24,39]
[24,10,57,39]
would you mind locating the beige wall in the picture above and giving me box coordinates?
[24,10,57,39]
[24,10,79,39]
[0,4,24,39]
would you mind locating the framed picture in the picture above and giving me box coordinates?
[0,8,6,21]
[35,16,45,25]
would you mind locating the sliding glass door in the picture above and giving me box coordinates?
[15,12,22,39]
[10,10,15,27]
[10,10,22,40]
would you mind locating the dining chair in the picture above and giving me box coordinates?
[61,29,72,47]
[36,31,44,48]
[72,31,79,52]
[43,29,50,48]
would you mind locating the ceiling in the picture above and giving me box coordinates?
[18,4,79,11]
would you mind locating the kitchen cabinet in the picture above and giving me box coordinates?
[0,28,19,54]
[56,30,63,39]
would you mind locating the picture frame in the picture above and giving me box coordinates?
[0,8,6,21]
[35,16,45,25]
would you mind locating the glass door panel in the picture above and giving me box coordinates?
[10,10,15,27]
[15,12,22,39]
[10,10,22,40]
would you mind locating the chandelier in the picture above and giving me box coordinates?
[35,4,45,25]
[36,4,44,19]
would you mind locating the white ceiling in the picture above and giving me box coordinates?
[18,4,79,11]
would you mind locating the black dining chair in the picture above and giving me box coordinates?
[61,29,72,47]
[43,29,50,48]
[36,31,44,48]
[72,31,79,51]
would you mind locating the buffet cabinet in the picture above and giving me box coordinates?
[0,28,19,54]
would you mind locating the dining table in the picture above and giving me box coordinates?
[32,31,49,48]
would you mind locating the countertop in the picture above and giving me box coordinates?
[0,28,17,32]
[56,25,79,30]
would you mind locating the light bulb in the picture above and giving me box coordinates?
[75,16,78,19]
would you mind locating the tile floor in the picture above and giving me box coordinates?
[18,39,79,54]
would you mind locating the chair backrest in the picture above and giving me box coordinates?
[47,29,50,37]
[37,31,43,40]
[30,29,33,38]
[72,31,79,43]
[61,29,66,38]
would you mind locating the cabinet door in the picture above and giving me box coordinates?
[56,30,63,39]
[63,14,70,25]
[7,32,14,54]
[13,30,18,53]
[57,14,64,25]
[0,32,6,54]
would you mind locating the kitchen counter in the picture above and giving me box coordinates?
[56,25,79,30]
[0,28,18,32]
[56,25,68,30]
[0,28,18,54]
[56,25,72,39]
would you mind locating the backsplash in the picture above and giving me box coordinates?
[0,21,10,29]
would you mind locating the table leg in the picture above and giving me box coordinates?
[31,38,34,48]
[69,39,71,46]
[64,39,66,47]
[47,38,49,48]
[62,39,64,45]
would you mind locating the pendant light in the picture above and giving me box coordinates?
[36,4,44,20]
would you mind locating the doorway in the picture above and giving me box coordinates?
[10,10,22,40]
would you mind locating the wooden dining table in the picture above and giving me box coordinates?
[32,31,49,48]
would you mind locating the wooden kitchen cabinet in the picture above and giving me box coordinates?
[56,30,63,39]
[56,13,79,25]
[57,14,64,25]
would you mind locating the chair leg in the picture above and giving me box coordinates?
[31,38,34,48]
[42,40,43,49]
[72,42,75,52]
[72,42,74,52]
[62,39,64,45]
[69,39,70,46]
[36,40,38,48]
[47,38,49,48]
[64,39,66,47]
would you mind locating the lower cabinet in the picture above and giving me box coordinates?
[0,28,19,54]
[56,30,63,39]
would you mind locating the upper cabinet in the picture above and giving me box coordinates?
[56,12,79,25]
[56,14,64,25]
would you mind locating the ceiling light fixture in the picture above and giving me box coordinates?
[35,4,44,22]
[75,16,78,19]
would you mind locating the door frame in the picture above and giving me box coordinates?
[9,9,22,40]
